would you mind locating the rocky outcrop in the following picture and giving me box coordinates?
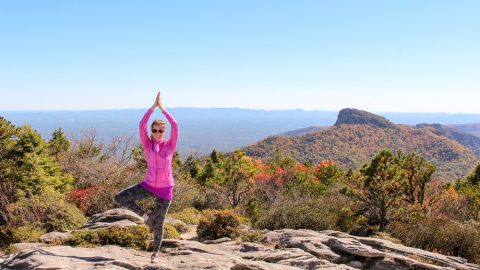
[81,208,145,230]
[2,209,478,269]
[334,108,397,129]
[2,228,479,270]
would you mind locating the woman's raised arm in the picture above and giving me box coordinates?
[157,92,178,150]
[162,109,178,150]
[139,94,158,148]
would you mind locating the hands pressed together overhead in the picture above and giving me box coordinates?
[151,91,166,111]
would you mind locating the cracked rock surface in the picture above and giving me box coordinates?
[2,228,480,270]
[1,209,479,270]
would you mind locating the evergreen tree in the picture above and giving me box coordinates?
[459,164,480,220]
[348,150,406,231]
[397,152,436,205]
[48,128,70,159]
[206,150,259,207]
[210,149,219,163]
[11,125,73,196]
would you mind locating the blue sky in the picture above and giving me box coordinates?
[1,1,479,113]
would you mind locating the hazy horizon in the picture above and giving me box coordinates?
[3,107,480,115]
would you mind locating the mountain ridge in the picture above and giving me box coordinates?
[244,108,479,180]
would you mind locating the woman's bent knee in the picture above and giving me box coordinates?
[114,192,126,205]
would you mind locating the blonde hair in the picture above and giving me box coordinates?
[151,119,165,129]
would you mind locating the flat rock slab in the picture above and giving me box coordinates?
[261,229,480,270]
[2,228,479,270]
[0,241,307,270]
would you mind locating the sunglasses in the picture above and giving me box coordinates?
[152,129,164,134]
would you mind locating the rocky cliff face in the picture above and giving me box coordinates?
[334,109,397,129]
[1,209,479,270]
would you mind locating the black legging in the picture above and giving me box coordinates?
[114,183,171,252]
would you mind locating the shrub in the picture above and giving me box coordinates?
[192,187,227,210]
[11,225,45,243]
[168,220,188,233]
[254,195,338,231]
[388,216,480,263]
[4,244,21,254]
[169,208,202,225]
[0,226,13,247]
[163,223,180,239]
[197,210,241,240]
[241,230,265,243]
[372,232,402,244]
[10,187,87,232]
[66,225,150,250]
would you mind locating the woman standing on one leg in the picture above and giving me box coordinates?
[114,91,178,263]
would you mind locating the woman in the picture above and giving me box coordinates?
[114,91,178,263]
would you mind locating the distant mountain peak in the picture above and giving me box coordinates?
[334,108,397,129]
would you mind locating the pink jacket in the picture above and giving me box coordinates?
[139,108,178,188]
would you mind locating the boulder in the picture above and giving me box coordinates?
[82,208,144,229]
[39,232,71,244]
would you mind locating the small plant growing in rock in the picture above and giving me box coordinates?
[66,225,150,250]
[4,244,21,255]
[240,230,265,243]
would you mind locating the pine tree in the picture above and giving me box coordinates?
[11,125,73,196]
[397,151,436,206]
[349,150,406,231]
[459,164,480,220]
[48,128,70,160]
[206,150,259,207]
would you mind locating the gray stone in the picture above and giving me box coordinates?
[39,231,71,244]
[347,260,363,269]
[82,208,144,230]
[165,217,188,232]
[326,237,385,258]
[82,219,139,230]
[203,237,233,244]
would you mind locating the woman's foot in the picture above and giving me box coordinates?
[142,212,155,233]
[150,252,160,263]
[150,254,160,263]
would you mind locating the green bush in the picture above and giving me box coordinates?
[164,223,180,239]
[255,195,338,231]
[197,210,241,240]
[66,225,150,250]
[388,217,480,263]
[192,187,227,210]
[0,226,13,247]
[372,232,402,244]
[10,187,87,233]
[241,230,265,243]
[168,221,188,233]
[11,225,45,243]
[169,208,202,225]
[0,224,46,247]
[4,244,21,255]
